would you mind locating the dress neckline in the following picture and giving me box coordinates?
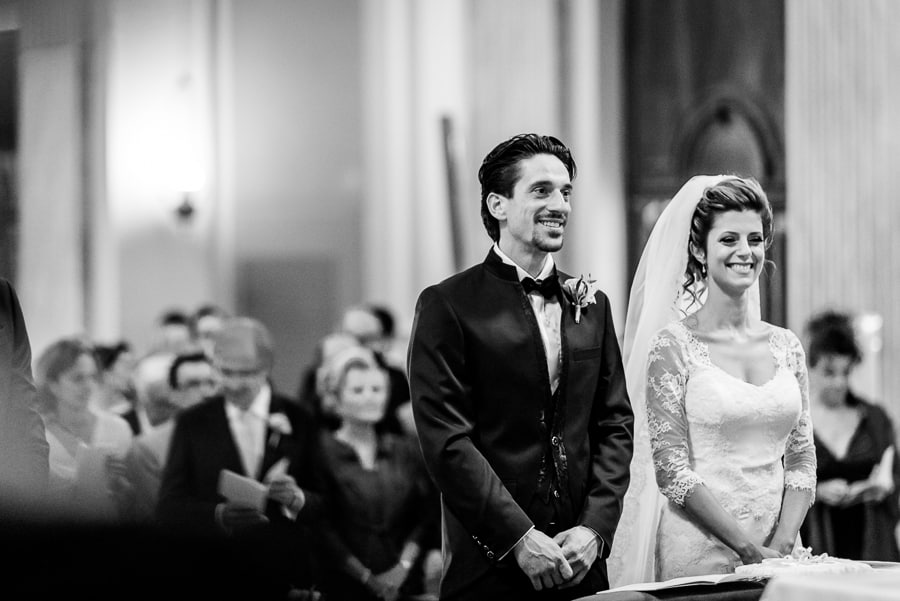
[676,321,782,389]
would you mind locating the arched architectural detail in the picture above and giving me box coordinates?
[673,88,783,196]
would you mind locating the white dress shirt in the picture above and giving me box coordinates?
[225,384,271,478]
[493,244,562,393]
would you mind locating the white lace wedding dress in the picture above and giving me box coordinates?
[647,320,817,579]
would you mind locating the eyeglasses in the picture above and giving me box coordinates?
[180,378,218,390]
[217,366,266,379]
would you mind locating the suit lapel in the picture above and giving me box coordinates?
[258,396,289,481]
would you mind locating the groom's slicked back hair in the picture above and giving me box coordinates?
[478,133,577,242]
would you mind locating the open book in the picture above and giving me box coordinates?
[596,573,756,594]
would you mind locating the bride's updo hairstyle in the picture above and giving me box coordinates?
[683,176,774,306]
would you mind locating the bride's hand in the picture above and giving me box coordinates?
[739,544,782,565]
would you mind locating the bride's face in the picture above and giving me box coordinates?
[701,210,765,297]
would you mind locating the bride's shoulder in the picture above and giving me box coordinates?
[651,319,691,345]
[760,321,800,340]
[760,321,805,351]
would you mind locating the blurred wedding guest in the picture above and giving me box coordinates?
[126,351,216,522]
[340,305,409,435]
[158,316,325,597]
[190,303,229,357]
[0,278,49,516]
[153,309,193,354]
[92,341,137,416]
[369,303,412,372]
[317,346,435,601]
[35,338,133,522]
[801,311,900,561]
[117,351,174,437]
[297,331,359,430]
[365,304,397,358]
[394,400,442,598]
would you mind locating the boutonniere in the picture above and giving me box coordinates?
[267,412,293,448]
[562,274,600,323]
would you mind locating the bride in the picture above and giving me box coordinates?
[608,175,817,584]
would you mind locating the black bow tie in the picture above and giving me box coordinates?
[522,276,561,300]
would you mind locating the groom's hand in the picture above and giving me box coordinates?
[554,526,599,589]
[513,528,573,590]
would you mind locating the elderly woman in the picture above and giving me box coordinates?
[35,337,133,522]
[317,346,436,601]
[801,311,900,560]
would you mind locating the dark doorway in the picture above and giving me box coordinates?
[624,0,786,325]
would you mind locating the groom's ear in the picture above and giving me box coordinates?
[486,192,507,221]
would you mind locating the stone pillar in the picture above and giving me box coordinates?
[561,0,627,331]
[786,0,900,416]
[18,0,90,354]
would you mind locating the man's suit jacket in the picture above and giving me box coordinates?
[125,420,175,522]
[157,392,325,593]
[408,250,634,597]
[157,393,323,531]
[0,278,48,514]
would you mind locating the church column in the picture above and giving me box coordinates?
[18,0,93,353]
[786,0,900,416]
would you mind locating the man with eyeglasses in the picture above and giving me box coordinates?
[124,351,217,522]
[157,316,324,597]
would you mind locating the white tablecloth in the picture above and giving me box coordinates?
[760,568,900,601]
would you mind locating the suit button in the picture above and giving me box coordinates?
[486,551,495,560]
[551,436,560,445]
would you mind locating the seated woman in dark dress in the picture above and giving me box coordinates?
[801,311,900,560]
[316,346,437,601]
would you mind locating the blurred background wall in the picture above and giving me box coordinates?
[2,0,899,424]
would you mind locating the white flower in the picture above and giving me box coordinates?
[267,412,293,448]
[562,275,600,323]
[267,413,293,435]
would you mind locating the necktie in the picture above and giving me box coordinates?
[522,276,561,300]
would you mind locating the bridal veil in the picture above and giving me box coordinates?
[608,174,762,586]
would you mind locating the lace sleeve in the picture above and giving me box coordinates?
[647,329,703,506]
[783,330,817,501]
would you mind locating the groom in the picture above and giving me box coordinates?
[408,133,634,600]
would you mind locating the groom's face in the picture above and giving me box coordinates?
[495,154,572,256]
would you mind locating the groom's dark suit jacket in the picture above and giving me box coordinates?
[157,393,324,592]
[409,250,634,598]
[0,278,48,514]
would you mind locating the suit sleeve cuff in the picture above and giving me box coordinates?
[498,525,534,561]
[582,525,606,557]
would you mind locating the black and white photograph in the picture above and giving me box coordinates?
[1,1,899,600]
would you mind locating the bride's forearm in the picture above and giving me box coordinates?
[681,485,759,561]
[768,488,813,554]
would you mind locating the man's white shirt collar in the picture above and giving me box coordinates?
[493,243,555,282]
